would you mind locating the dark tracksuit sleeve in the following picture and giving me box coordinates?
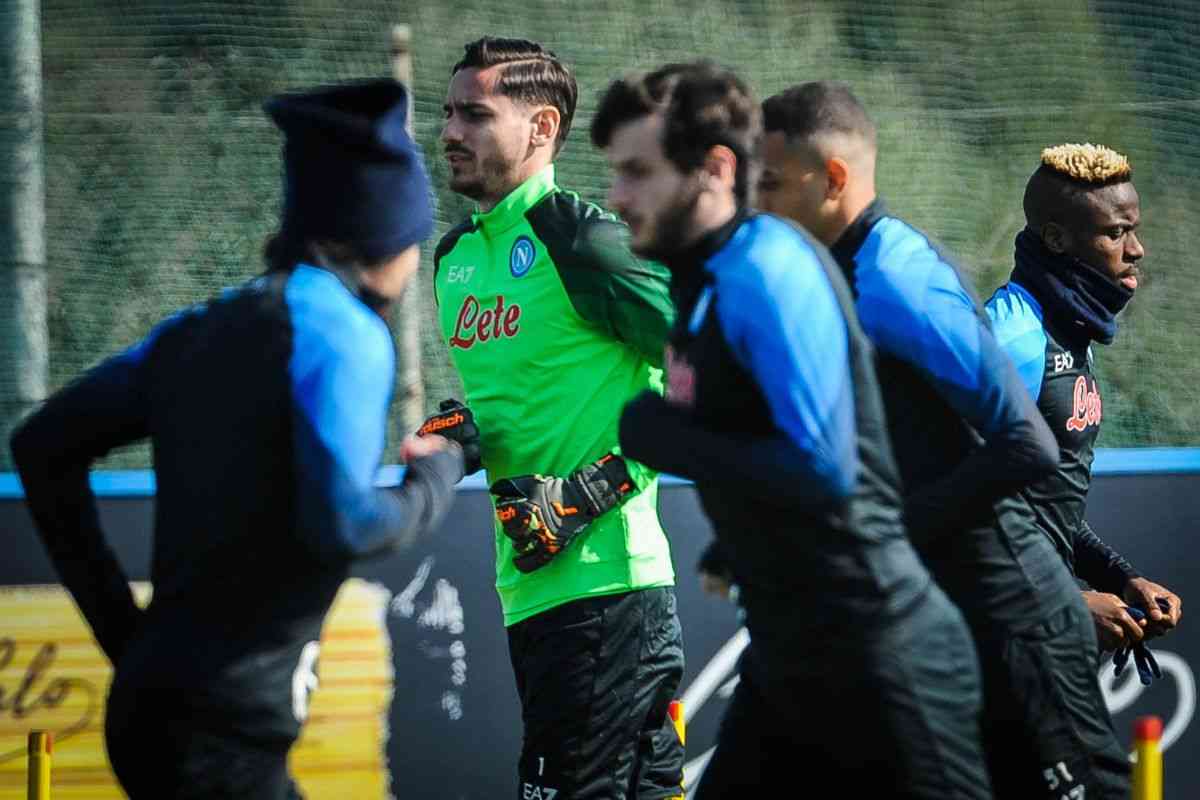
[621,245,857,508]
[1073,518,1139,594]
[858,246,1059,540]
[9,342,156,662]
[287,281,462,562]
[554,217,676,369]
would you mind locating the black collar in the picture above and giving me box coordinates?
[830,197,887,270]
[662,206,751,277]
[664,206,752,308]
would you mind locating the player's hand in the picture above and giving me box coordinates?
[400,433,456,463]
[417,399,482,474]
[490,455,635,573]
[1083,590,1145,651]
[1123,577,1182,638]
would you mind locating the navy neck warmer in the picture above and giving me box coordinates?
[1011,228,1133,346]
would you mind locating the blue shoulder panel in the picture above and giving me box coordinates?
[985,282,1048,401]
[286,265,397,555]
[852,217,1030,436]
[705,215,856,499]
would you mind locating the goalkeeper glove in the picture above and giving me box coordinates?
[417,399,482,474]
[1112,604,1164,686]
[490,454,635,573]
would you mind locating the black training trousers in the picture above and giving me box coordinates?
[978,600,1132,800]
[105,684,303,800]
[507,587,685,800]
[695,586,993,799]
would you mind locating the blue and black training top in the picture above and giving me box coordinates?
[10,263,461,742]
[986,279,1138,592]
[619,209,933,659]
[828,199,1077,628]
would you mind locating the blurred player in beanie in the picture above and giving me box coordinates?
[759,82,1130,799]
[986,145,1181,667]
[595,62,990,798]
[10,78,463,799]
[426,37,683,800]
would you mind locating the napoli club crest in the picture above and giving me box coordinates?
[510,236,536,278]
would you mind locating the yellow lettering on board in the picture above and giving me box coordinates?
[0,580,392,799]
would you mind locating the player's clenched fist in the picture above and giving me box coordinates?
[490,455,635,573]
[417,398,482,474]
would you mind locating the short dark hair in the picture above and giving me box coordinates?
[590,61,762,205]
[761,81,876,148]
[453,37,578,152]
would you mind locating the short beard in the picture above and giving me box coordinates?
[631,182,703,262]
[449,152,516,205]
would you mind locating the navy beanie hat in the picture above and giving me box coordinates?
[264,78,434,262]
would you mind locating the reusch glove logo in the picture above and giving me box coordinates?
[417,410,465,436]
[449,293,522,349]
[490,454,635,573]
[416,399,483,474]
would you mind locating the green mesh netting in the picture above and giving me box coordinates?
[5,0,1198,468]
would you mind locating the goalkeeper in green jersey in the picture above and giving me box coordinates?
[420,36,683,800]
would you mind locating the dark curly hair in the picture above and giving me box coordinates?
[590,61,762,205]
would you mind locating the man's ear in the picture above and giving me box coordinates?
[1041,222,1069,254]
[700,144,738,193]
[825,156,849,200]
[530,106,561,150]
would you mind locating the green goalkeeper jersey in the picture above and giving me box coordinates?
[433,166,676,626]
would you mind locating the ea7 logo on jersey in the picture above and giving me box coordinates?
[1065,376,1102,432]
[522,783,557,800]
[449,294,522,349]
[1053,351,1075,373]
[445,264,476,284]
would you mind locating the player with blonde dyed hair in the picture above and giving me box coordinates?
[1039,142,1130,182]
[987,143,1182,684]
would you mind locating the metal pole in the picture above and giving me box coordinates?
[27,730,52,799]
[0,0,48,466]
[389,23,427,435]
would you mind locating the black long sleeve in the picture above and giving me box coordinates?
[367,448,465,558]
[9,351,148,662]
[619,391,847,509]
[904,411,1059,544]
[1072,518,1139,594]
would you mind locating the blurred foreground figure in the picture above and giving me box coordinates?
[10,79,463,799]
[595,62,991,798]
